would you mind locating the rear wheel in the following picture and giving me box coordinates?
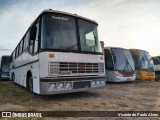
[28,74,33,93]
[12,74,15,84]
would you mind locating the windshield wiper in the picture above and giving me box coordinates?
[65,44,78,50]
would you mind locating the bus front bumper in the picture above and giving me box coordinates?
[1,74,10,80]
[39,76,106,95]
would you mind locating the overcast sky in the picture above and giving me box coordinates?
[0,0,160,58]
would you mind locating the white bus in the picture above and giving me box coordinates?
[104,47,136,82]
[152,56,160,80]
[10,9,106,95]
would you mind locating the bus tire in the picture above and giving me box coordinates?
[27,73,33,93]
[12,73,15,84]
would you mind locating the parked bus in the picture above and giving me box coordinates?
[104,47,136,82]
[129,49,155,80]
[0,56,11,80]
[10,9,106,95]
[152,56,160,80]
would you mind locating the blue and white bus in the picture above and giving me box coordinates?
[0,56,11,80]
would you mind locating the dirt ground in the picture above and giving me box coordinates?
[0,80,160,120]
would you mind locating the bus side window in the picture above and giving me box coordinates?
[153,58,159,65]
[16,45,20,58]
[29,37,34,54]
[19,40,23,55]
[23,30,30,51]
[104,49,114,70]
[34,22,39,53]
[29,20,39,54]
[130,50,139,70]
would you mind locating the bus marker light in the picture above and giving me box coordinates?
[65,82,72,89]
[57,83,64,90]
[49,54,54,58]
[100,56,103,60]
[96,80,100,85]
[49,83,56,90]
[100,80,105,85]
[91,80,96,86]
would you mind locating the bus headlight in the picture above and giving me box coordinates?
[57,83,64,90]
[91,80,105,87]
[49,83,56,90]
[96,80,100,85]
[100,80,105,85]
[91,80,96,86]
[65,82,72,89]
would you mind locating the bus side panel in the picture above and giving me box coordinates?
[21,51,29,87]
[31,61,40,94]
[28,54,39,94]
[15,55,21,84]
[11,49,40,94]
[136,70,155,80]
[15,65,28,87]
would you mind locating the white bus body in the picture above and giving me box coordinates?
[152,56,160,80]
[10,10,106,95]
[104,47,136,82]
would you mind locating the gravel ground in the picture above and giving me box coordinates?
[0,80,160,120]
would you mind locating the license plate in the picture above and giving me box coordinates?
[127,78,131,81]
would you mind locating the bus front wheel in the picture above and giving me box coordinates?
[27,74,33,93]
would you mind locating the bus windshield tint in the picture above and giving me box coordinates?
[112,48,135,74]
[41,13,102,53]
[78,19,102,53]
[41,14,78,51]
[137,51,149,70]
[2,63,10,72]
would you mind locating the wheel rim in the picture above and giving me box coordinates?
[28,76,33,92]
[12,75,15,82]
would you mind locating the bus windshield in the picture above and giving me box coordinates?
[2,63,10,72]
[137,50,150,70]
[41,13,102,53]
[112,48,135,74]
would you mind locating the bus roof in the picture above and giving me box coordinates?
[1,55,11,62]
[152,56,160,59]
[128,48,149,53]
[104,46,129,50]
[30,9,98,27]
[1,55,11,59]
[11,9,98,56]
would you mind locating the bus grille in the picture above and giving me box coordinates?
[49,62,104,75]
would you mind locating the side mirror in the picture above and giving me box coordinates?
[30,26,37,40]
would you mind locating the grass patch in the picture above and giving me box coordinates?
[0,82,37,106]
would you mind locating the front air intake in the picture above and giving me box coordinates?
[49,62,104,76]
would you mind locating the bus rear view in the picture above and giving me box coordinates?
[104,47,136,82]
[10,9,106,95]
[0,56,11,80]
